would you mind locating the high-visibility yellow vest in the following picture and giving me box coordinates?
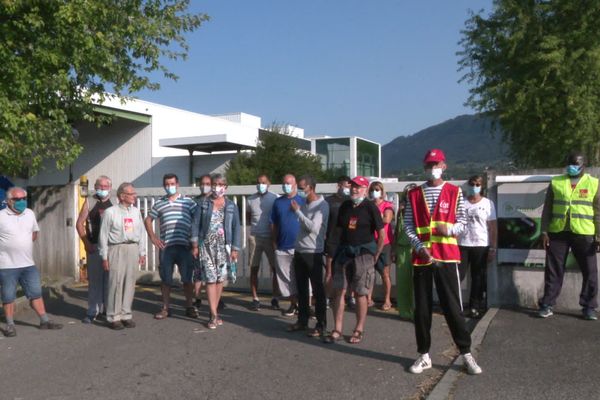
[548,173,598,235]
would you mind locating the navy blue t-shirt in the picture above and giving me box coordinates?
[270,194,305,250]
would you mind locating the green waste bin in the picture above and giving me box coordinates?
[394,212,414,320]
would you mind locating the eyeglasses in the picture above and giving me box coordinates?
[10,197,26,201]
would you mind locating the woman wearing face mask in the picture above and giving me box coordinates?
[457,175,497,319]
[367,181,395,311]
[191,174,241,329]
[192,174,213,309]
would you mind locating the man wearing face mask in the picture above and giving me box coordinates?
[270,174,305,316]
[538,151,599,321]
[247,174,279,311]
[326,176,385,345]
[145,173,198,320]
[76,175,113,324]
[325,176,352,306]
[0,187,63,337]
[192,174,212,309]
[404,149,482,375]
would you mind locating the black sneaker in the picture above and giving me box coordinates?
[282,304,297,317]
[82,315,94,324]
[39,320,63,330]
[3,324,16,337]
[250,299,261,311]
[271,298,280,310]
[109,321,124,330]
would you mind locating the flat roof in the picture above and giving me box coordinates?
[159,134,256,153]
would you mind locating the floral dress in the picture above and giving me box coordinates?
[199,206,228,283]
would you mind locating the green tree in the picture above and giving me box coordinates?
[459,0,600,167]
[226,124,334,185]
[0,0,207,177]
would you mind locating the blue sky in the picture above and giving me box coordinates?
[137,1,493,145]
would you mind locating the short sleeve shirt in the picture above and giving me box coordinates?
[247,192,278,237]
[0,208,39,269]
[148,194,197,247]
[270,195,305,250]
[458,197,497,247]
[338,200,384,246]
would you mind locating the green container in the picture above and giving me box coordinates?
[395,213,414,320]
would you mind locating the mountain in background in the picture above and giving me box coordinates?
[382,114,512,179]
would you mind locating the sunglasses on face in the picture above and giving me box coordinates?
[11,197,27,201]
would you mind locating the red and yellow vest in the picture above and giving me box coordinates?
[408,183,461,266]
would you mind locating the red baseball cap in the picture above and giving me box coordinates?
[351,176,370,187]
[423,149,446,163]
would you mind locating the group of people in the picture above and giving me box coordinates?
[1,148,597,377]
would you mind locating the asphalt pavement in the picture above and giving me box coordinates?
[1,284,462,400]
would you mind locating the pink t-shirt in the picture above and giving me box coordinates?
[374,200,395,245]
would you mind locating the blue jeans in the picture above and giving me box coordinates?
[159,245,194,285]
[0,266,43,303]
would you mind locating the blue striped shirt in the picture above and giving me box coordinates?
[148,195,197,247]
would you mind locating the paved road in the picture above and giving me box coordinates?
[450,308,600,400]
[0,284,463,400]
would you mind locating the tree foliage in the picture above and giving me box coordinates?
[0,0,207,177]
[226,124,336,185]
[459,0,600,167]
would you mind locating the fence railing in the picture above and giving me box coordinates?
[132,181,461,294]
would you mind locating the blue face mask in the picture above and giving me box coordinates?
[257,184,268,194]
[467,186,481,196]
[95,189,109,199]
[298,190,307,199]
[567,165,582,177]
[282,184,293,195]
[165,185,177,195]
[14,199,27,213]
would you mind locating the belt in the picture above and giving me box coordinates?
[108,241,138,246]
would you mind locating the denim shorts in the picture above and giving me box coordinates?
[0,266,43,303]
[159,245,194,285]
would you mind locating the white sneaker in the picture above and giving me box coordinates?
[463,353,482,375]
[409,353,432,374]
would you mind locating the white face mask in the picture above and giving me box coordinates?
[213,185,226,197]
[430,167,443,180]
[201,185,212,195]
[370,190,382,200]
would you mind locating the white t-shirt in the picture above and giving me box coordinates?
[458,197,496,247]
[0,208,40,269]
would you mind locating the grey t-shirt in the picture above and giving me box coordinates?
[247,191,278,237]
[294,196,329,253]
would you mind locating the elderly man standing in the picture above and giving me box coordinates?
[145,173,197,320]
[0,187,62,337]
[539,151,599,320]
[76,175,113,323]
[270,174,305,316]
[404,149,481,375]
[99,182,146,330]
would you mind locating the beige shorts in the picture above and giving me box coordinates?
[332,253,375,296]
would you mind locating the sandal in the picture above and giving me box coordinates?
[216,317,223,326]
[154,309,171,320]
[348,329,363,344]
[207,318,217,330]
[381,303,392,311]
[322,330,343,344]
[286,322,308,332]
[306,326,324,338]
[186,307,199,319]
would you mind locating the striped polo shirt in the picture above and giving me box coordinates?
[148,194,197,247]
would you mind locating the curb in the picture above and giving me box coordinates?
[0,277,76,318]
[426,307,499,400]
